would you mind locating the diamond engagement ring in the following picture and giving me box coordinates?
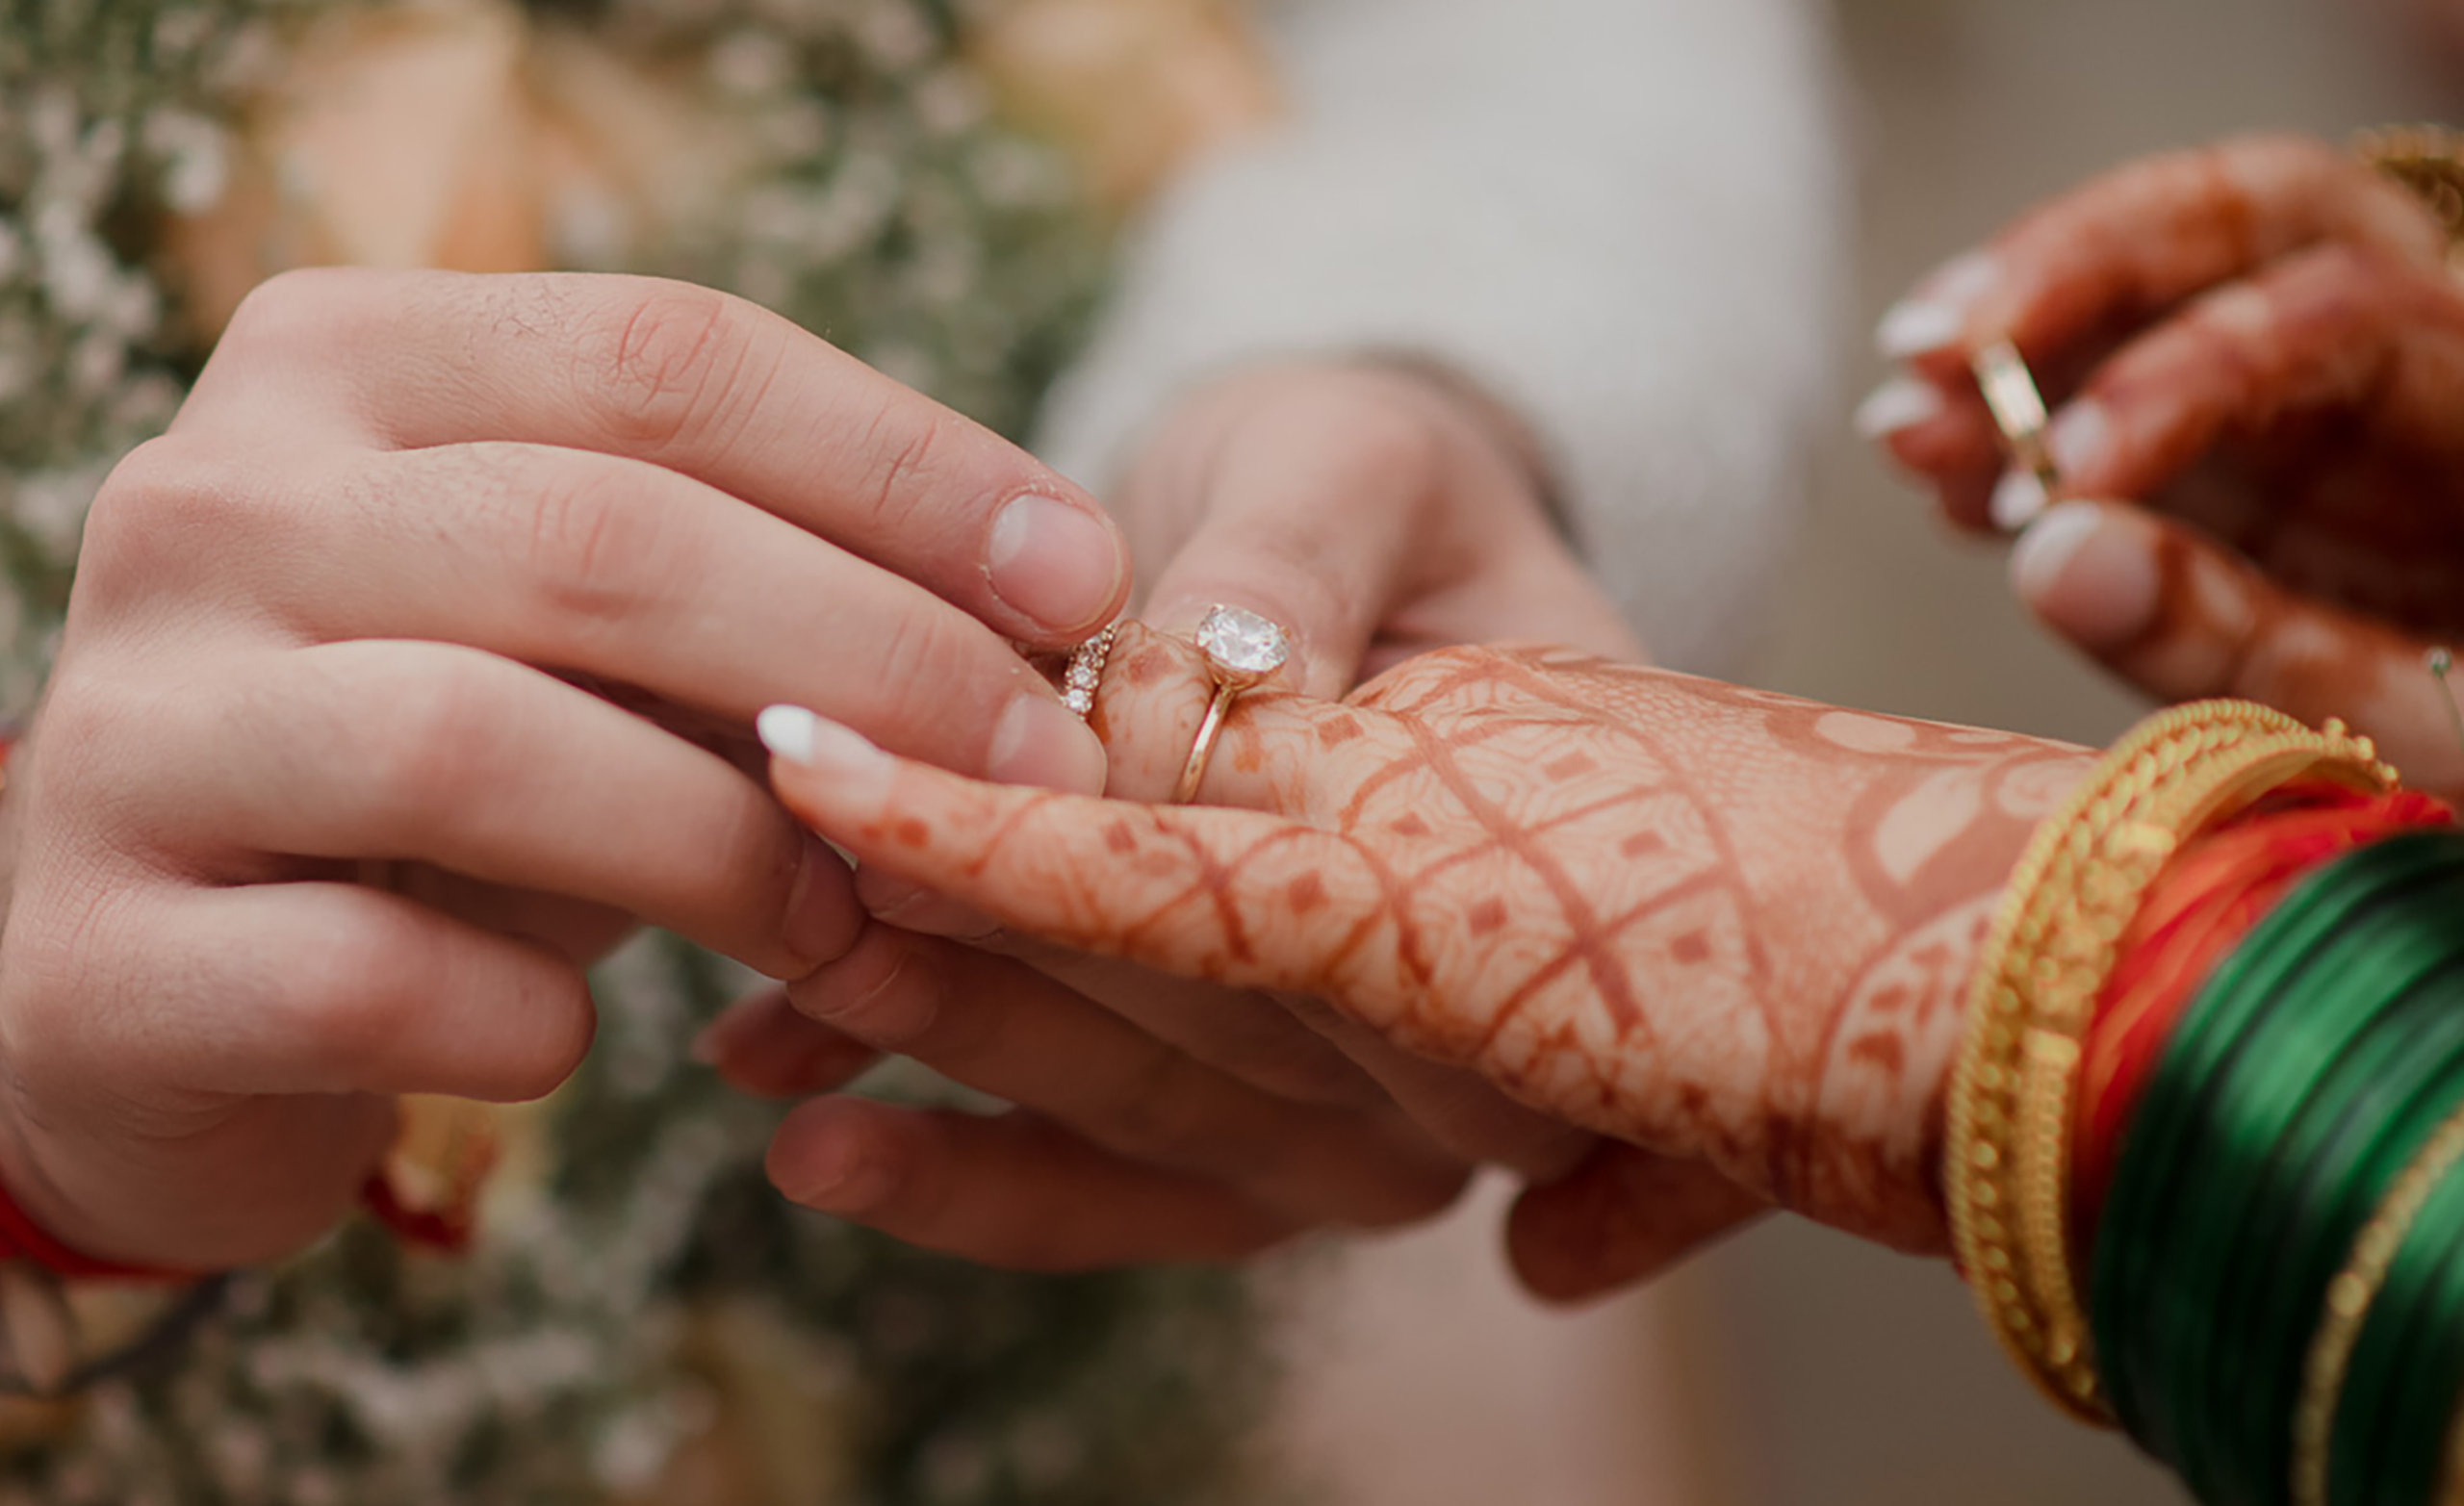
[1062,623,1117,720]
[1170,604,1292,804]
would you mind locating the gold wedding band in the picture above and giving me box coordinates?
[1972,339,2063,494]
[1170,604,1291,805]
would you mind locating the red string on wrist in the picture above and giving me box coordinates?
[0,1177,189,1283]
[2069,783,2452,1252]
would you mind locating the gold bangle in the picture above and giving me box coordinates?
[2356,124,2464,275]
[1945,700,2398,1423]
[2292,1098,2464,1506]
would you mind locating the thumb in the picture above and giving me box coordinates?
[2010,498,2464,796]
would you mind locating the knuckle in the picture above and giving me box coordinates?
[578,279,768,455]
[849,399,970,534]
[513,459,666,629]
[326,651,519,836]
[77,437,265,602]
[216,268,371,359]
[861,605,986,744]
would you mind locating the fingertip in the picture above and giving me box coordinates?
[768,1098,906,1213]
[1875,249,2001,361]
[2009,499,2161,651]
[987,492,1132,640]
[1853,374,1947,441]
[988,692,1107,794]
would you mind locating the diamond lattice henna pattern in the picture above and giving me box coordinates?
[783,642,2092,1251]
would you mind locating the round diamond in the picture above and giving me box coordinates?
[1196,605,1289,676]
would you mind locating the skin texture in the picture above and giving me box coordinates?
[765,626,2094,1257]
[715,361,1693,1289]
[0,267,1136,1269]
[1868,135,2464,799]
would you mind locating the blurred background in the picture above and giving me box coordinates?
[1686,0,2454,1502]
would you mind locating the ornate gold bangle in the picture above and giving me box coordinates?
[2294,1097,2464,1506]
[2356,124,2464,275]
[1946,700,2398,1423]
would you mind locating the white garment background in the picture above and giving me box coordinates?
[1036,0,1849,675]
[1034,1,1848,1500]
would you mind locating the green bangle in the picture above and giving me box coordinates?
[2377,1170,2464,1506]
[2090,834,2457,1450]
[2330,1139,2464,1506]
[2231,965,2464,1505]
[2161,860,2464,1501]
[2170,884,2464,1505]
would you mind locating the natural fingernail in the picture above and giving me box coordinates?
[987,691,1107,793]
[1853,375,1945,439]
[988,493,1127,635]
[758,704,892,801]
[2011,500,2158,650]
[782,835,860,973]
[2046,399,2113,478]
[1989,469,2048,533]
[780,1127,895,1211]
[1876,250,1998,359]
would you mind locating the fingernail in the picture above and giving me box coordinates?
[1876,250,1997,359]
[782,835,860,973]
[1853,375,1945,439]
[758,704,892,802]
[1989,470,2048,533]
[780,1129,894,1211]
[987,691,1107,793]
[2010,500,2158,650]
[987,493,1127,635]
[2046,399,2113,478]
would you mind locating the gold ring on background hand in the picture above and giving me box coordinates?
[1971,339,2063,498]
[1170,604,1292,805]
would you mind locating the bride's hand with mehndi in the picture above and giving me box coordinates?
[706,364,1669,1282]
[1859,134,2464,797]
[757,625,2094,1289]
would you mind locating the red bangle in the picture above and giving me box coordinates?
[2070,784,2452,1247]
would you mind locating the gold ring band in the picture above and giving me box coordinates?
[1170,604,1293,806]
[1171,680,1239,804]
[1972,338,2063,493]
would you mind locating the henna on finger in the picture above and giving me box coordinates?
[764,647,2093,1251]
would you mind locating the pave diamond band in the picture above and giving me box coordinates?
[1062,624,1116,720]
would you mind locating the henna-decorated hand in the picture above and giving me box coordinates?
[758,630,2092,1284]
[701,367,1664,1286]
[1859,135,2464,798]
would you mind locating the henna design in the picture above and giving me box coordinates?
[776,635,2092,1251]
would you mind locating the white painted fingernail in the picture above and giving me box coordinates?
[1877,301,1964,361]
[757,704,819,764]
[758,705,889,789]
[1876,250,1999,359]
[2046,399,2113,477]
[1989,470,2049,533]
[2008,501,2108,601]
[1853,375,1945,439]
[2009,500,2159,650]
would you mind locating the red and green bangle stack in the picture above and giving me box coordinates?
[1949,698,2464,1506]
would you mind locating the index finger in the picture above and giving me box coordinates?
[180,269,1130,643]
[1883,136,2446,378]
